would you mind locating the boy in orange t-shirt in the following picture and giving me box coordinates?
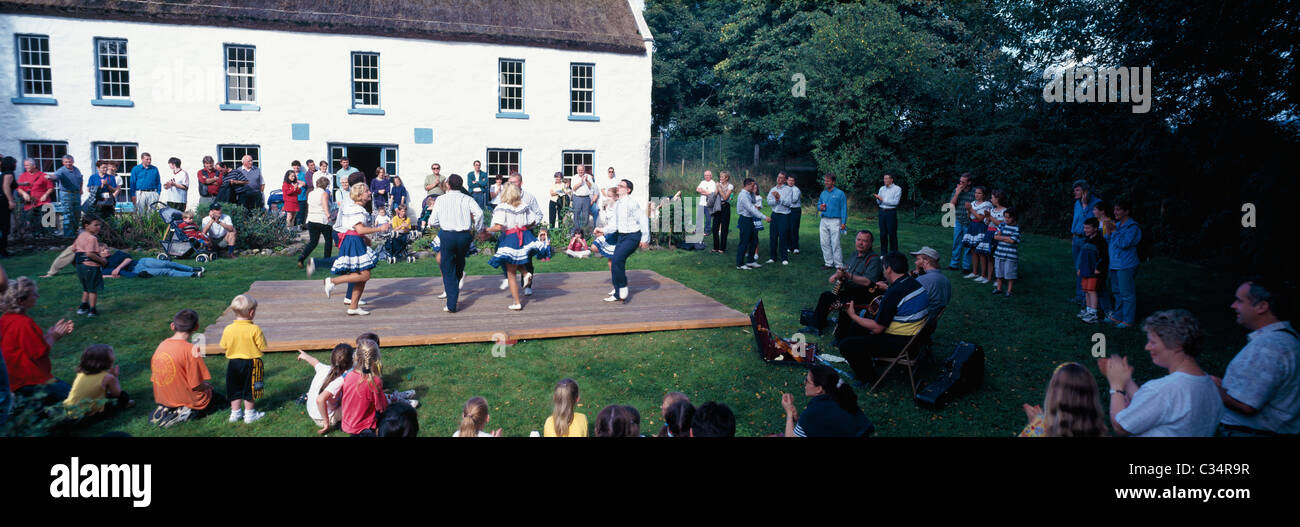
[149,309,215,427]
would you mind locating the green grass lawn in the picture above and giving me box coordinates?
[1,208,1245,437]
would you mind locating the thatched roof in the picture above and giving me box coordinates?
[0,0,648,55]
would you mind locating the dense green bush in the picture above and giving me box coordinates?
[194,202,295,251]
[103,209,169,249]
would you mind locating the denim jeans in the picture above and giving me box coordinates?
[950,223,971,270]
[134,258,198,277]
[15,379,72,408]
[1109,266,1138,324]
[1072,236,1085,302]
[572,195,592,233]
[0,389,10,427]
[700,202,713,236]
[58,191,81,237]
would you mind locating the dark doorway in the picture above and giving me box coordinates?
[328,144,398,188]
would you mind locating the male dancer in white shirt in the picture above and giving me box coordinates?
[428,174,483,312]
[593,179,650,303]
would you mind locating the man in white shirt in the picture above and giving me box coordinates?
[200,203,237,258]
[593,178,650,303]
[766,173,796,265]
[429,174,483,313]
[785,172,803,254]
[696,170,717,238]
[570,165,595,234]
[161,156,189,211]
[874,173,901,253]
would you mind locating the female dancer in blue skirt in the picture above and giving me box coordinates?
[324,182,390,315]
[487,183,551,310]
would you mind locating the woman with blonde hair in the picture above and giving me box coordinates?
[454,396,502,437]
[1099,309,1223,436]
[712,171,734,253]
[1019,362,1109,437]
[323,182,390,315]
[544,378,587,437]
[486,183,551,311]
[1,276,76,406]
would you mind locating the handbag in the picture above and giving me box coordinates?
[754,218,764,231]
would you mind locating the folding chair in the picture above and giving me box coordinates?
[869,306,945,397]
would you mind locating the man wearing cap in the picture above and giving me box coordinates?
[200,203,237,258]
[911,246,950,316]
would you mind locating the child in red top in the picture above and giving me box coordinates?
[565,233,591,258]
[339,339,387,436]
[282,170,302,228]
[177,210,212,251]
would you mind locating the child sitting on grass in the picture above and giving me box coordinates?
[543,378,587,437]
[63,344,133,420]
[149,309,217,428]
[656,391,693,437]
[565,233,591,258]
[340,339,387,436]
[354,332,416,407]
[453,396,502,437]
[298,344,352,434]
[219,294,267,424]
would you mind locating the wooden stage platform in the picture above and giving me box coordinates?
[200,270,750,353]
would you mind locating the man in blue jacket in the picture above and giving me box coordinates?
[1070,179,1102,305]
[51,155,83,237]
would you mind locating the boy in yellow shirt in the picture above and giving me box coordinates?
[220,295,267,423]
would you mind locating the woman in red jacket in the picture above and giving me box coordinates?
[1,276,75,405]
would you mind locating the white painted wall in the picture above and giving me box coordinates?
[0,14,653,216]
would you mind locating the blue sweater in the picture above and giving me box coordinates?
[1106,218,1141,270]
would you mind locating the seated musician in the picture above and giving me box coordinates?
[837,251,930,384]
[807,230,883,336]
[910,246,951,316]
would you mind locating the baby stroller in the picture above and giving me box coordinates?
[266,189,285,215]
[375,229,417,264]
[153,202,214,263]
